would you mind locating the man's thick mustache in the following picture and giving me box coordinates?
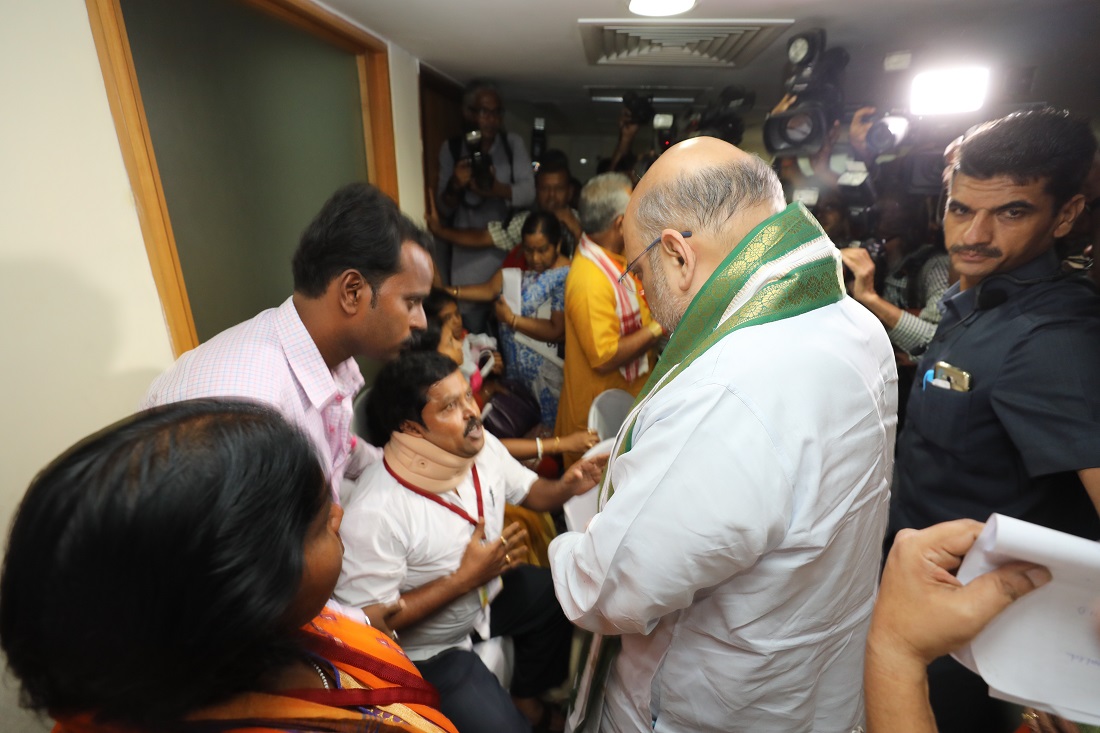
[950,244,1003,257]
[464,418,483,436]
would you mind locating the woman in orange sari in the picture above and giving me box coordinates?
[0,399,457,733]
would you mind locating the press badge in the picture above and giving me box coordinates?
[480,576,504,607]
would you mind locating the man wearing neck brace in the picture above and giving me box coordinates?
[335,350,607,733]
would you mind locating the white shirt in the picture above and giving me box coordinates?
[141,297,379,500]
[335,433,537,661]
[549,298,898,733]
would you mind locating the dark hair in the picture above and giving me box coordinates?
[536,156,571,182]
[0,400,328,726]
[521,211,563,248]
[292,182,431,300]
[406,288,458,352]
[956,108,1098,208]
[365,351,459,445]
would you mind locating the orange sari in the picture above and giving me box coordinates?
[53,606,457,733]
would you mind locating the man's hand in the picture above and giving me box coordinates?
[453,520,528,592]
[870,519,1051,668]
[849,106,878,161]
[362,599,405,639]
[840,247,879,303]
[865,520,1051,733]
[1023,710,1082,733]
[425,190,444,236]
[493,297,515,328]
[561,453,609,497]
[557,429,601,455]
[554,207,582,240]
[618,108,641,141]
[451,159,473,191]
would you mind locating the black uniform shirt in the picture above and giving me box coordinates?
[891,250,1100,540]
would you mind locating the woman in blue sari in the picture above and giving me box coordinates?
[448,211,570,427]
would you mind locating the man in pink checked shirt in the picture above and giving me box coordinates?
[143,183,434,502]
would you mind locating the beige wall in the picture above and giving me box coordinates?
[0,2,177,730]
[388,41,427,223]
[0,3,426,730]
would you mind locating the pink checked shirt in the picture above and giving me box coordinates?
[142,297,380,501]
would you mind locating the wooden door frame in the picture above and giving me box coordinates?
[85,0,399,356]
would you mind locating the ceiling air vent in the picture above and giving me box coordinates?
[578,18,793,68]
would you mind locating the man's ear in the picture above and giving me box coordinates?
[614,213,626,237]
[660,229,696,294]
[400,419,427,438]
[1054,193,1087,238]
[336,270,371,315]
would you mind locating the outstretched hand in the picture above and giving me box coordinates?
[561,453,610,497]
[870,519,1051,667]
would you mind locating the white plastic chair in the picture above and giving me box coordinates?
[562,438,615,532]
[587,389,634,441]
[473,636,515,688]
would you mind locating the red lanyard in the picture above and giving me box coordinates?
[383,458,483,527]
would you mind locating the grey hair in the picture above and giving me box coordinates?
[463,82,500,112]
[632,154,785,248]
[579,172,633,235]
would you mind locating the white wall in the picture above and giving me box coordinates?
[0,3,177,730]
[388,42,426,223]
[0,4,428,730]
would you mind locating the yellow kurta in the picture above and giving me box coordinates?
[554,244,653,464]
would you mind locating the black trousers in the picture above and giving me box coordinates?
[928,656,1019,733]
[414,565,572,733]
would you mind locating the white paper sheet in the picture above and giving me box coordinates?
[953,514,1100,725]
[500,267,522,313]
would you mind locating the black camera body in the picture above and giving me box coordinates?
[462,129,496,191]
[764,30,850,157]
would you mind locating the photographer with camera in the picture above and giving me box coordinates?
[840,190,951,358]
[437,84,535,331]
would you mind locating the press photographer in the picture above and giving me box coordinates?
[437,83,535,331]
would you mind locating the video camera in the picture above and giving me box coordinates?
[764,29,849,157]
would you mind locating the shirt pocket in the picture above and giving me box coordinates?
[910,383,975,453]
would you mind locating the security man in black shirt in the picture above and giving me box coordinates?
[888,108,1100,733]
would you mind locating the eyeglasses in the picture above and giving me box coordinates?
[618,231,692,291]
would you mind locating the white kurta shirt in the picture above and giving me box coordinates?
[549,298,898,733]
[335,433,536,661]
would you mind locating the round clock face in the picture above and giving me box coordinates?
[789,37,810,64]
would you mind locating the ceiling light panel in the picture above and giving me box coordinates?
[579,18,793,68]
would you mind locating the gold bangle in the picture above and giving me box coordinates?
[647,321,664,339]
[554,436,560,451]
[512,314,518,329]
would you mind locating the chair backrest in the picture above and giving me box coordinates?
[562,438,615,532]
[352,387,371,439]
[587,388,635,440]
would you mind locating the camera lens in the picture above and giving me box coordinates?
[784,113,814,144]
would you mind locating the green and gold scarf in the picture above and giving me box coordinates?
[568,202,845,732]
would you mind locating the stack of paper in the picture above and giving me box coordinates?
[953,514,1100,725]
